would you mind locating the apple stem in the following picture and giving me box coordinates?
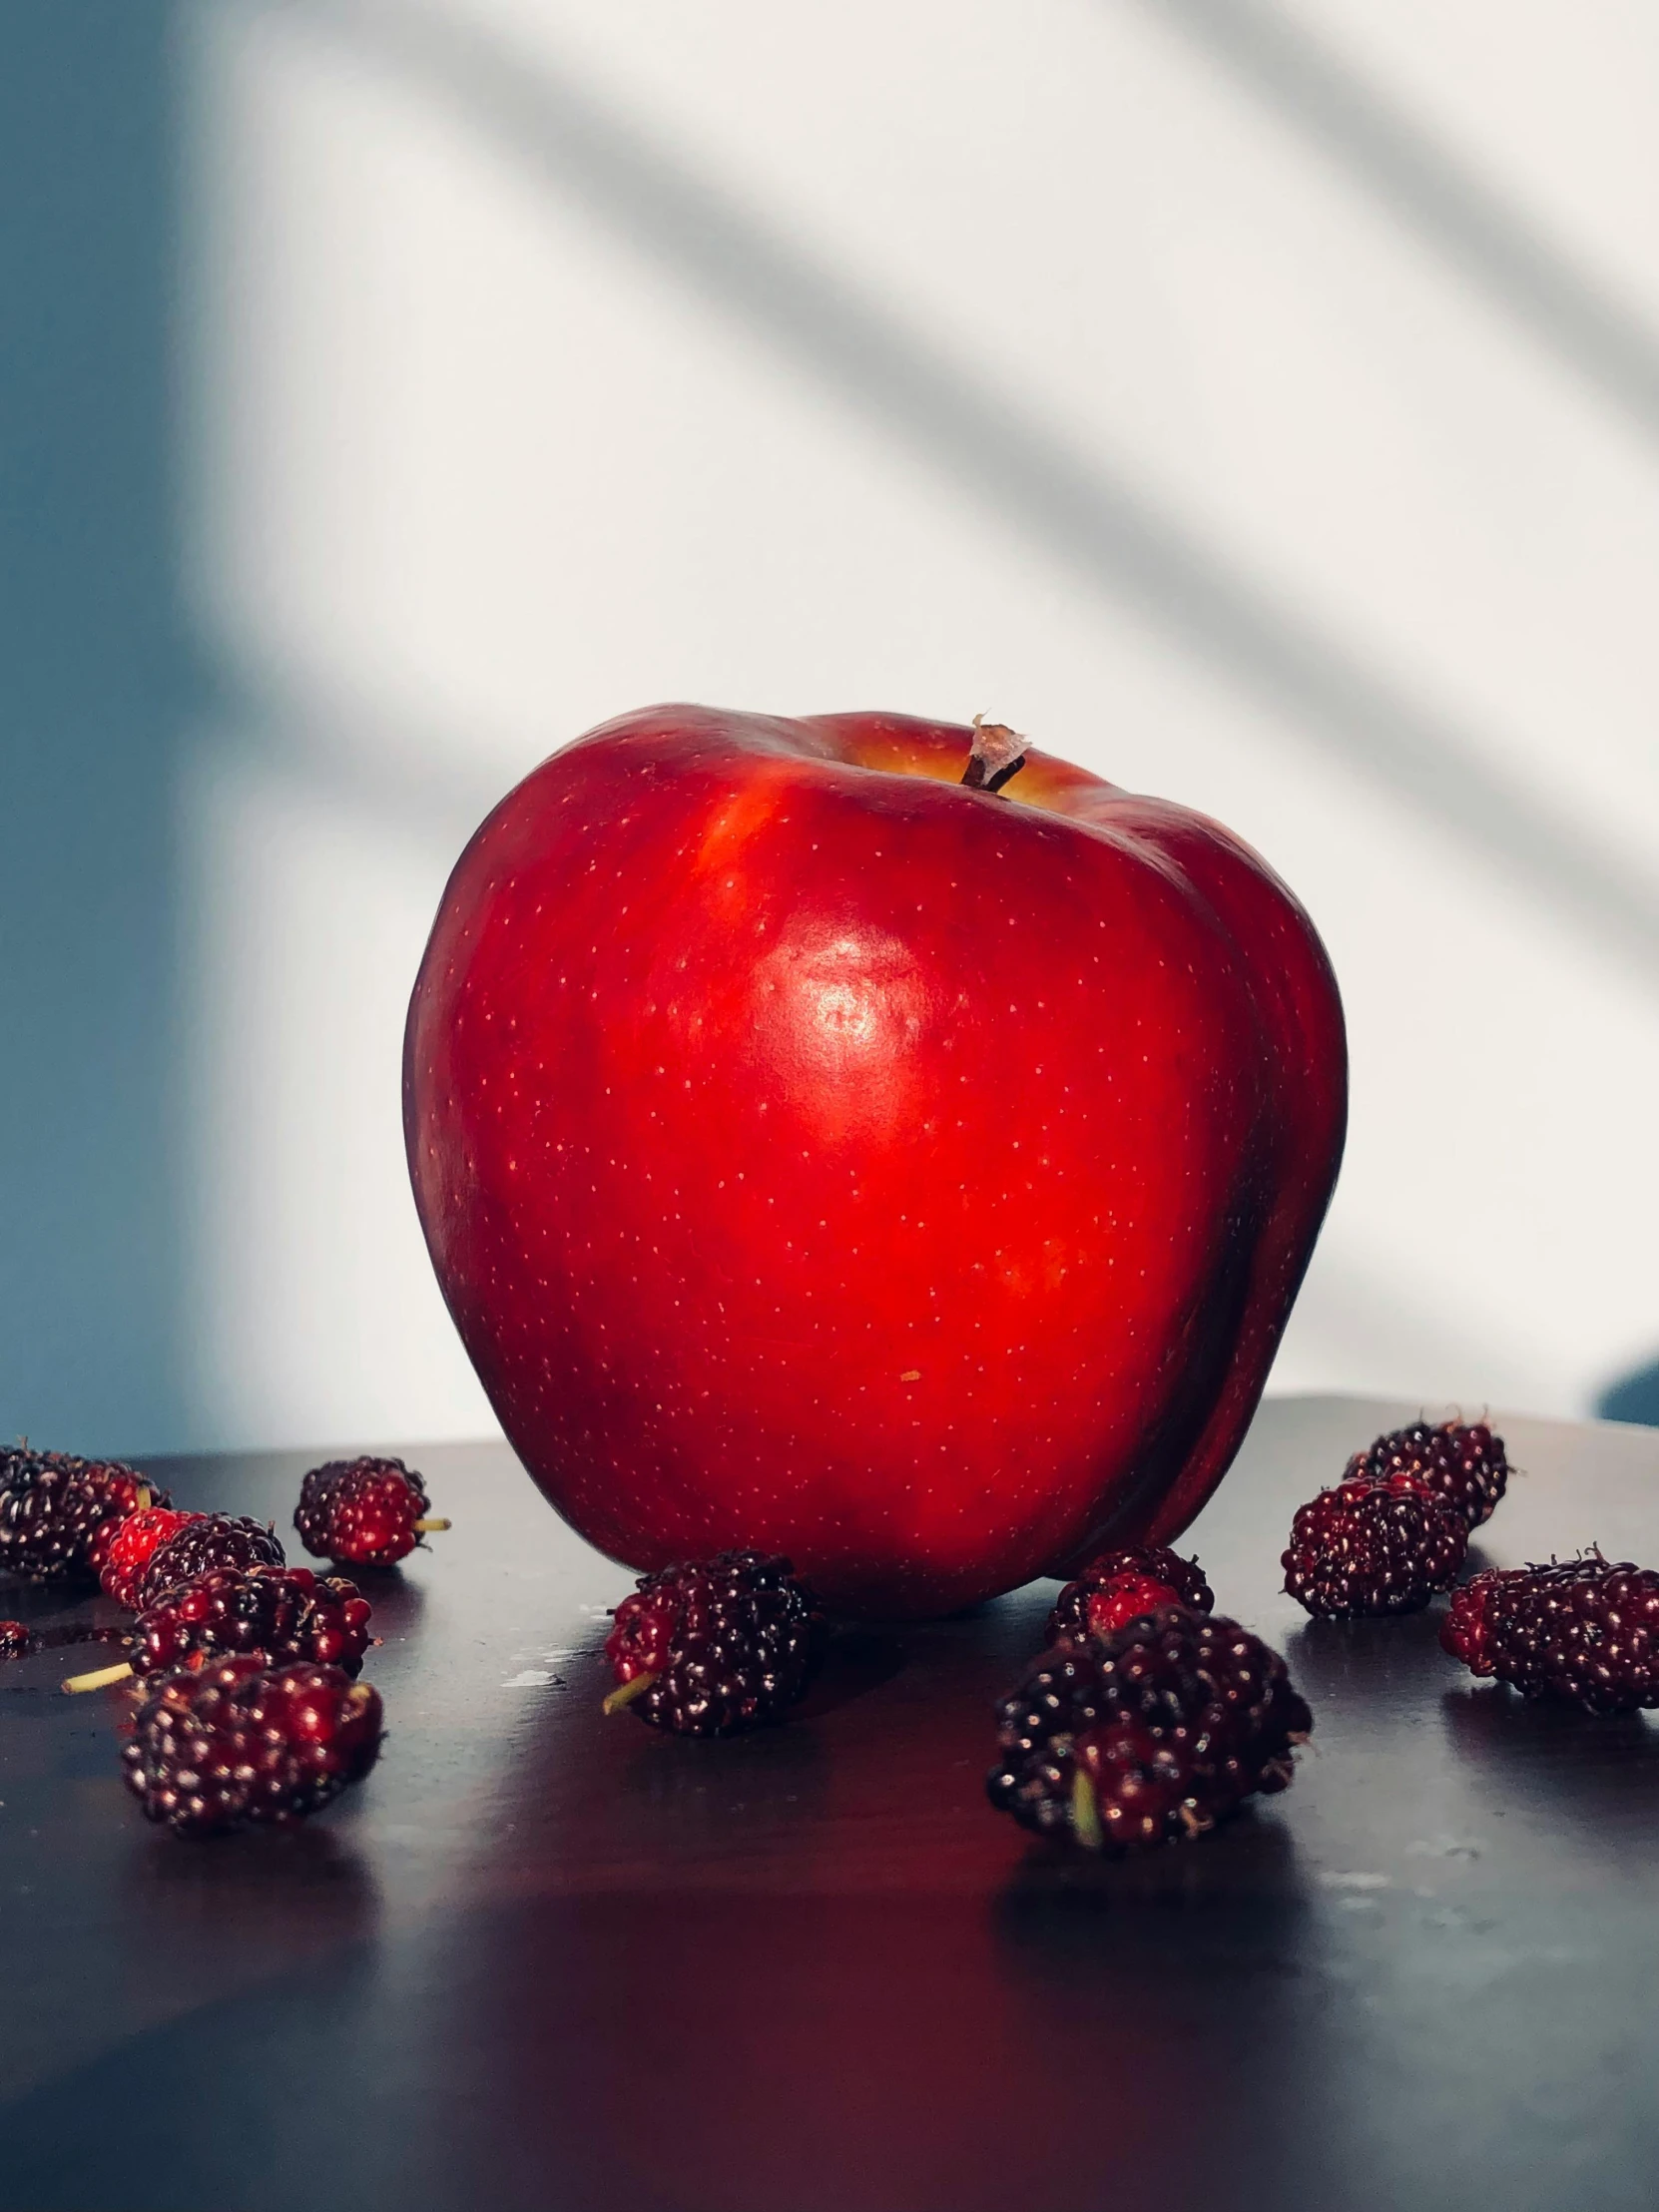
[602,1669,658,1716]
[413,1517,451,1535]
[62,1660,135,1696]
[961,714,1027,796]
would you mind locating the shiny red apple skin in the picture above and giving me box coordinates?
[404,707,1346,1617]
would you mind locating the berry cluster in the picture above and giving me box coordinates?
[124,1566,374,1682]
[0,1448,167,1585]
[3,1440,448,1840]
[988,1606,1312,1852]
[1281,1418,1513,1619]
[8,1400,1651,1865]
[1280,1419,1659,1721]
[101,1506,203,1610]
[134,1515,286,1610]
[1442,1555,1659,1713]
[603,1551,824,1736]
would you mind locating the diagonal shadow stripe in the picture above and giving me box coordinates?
[1135,0,1659,444]
[277,0,1659,986]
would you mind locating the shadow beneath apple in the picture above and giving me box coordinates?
[795,1627,909,1720]
[934,1589,1046,1620]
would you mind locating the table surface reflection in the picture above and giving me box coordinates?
[3,1394,1658,2212]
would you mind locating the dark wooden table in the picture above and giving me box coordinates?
[3,1394,1658,2211]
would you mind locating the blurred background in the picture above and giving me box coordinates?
[5,0,1658,1458]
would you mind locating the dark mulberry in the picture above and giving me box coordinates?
[131,1565,373,1679]
[1441,1552,1659,1712]
[1283,1472,1466,1616]
[1046,1544,1214,1645]
[135,1514,284,1609]
[1352,1418,1509,1530]
[294,1456,447,1567]
[603,1550,823,1735]
[101,1506,204,1609]
[121,1652,383,1836]
[988,1607,1312,1851]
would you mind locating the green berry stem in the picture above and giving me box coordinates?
[1070,1767,1104,1851]
[601,1670,658,1716]
[62,1660,134,1695]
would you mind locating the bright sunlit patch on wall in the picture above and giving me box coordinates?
[148,0,1659,1450]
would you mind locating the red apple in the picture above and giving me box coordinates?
[405,707,1346,1616]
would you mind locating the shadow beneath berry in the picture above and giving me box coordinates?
[1283,1604,1454,1703]
[479,1645,841,1864]
[992,1801,1306,1930]
[354,1573,427,1643]
[609,1699,833,1826]
[109,1819,385,2022]
[1441,1684,1659,1844]
[794,1628,908,1720]
[124,1815,382,1913]
[985,1819,1323,2195]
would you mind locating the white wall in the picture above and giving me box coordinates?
[19,0,1659,1454]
